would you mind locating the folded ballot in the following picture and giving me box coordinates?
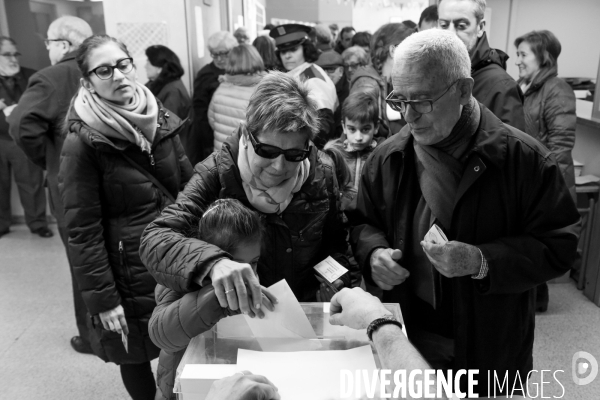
[424,224,448,244]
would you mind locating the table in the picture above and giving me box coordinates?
[174,302,402,398]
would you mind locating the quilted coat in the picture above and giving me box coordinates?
[520,66,576,201]
[208,73,264,152]
[139,124,355,303]
[58,103,193,364]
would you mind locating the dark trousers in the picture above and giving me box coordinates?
[0,140,48,232]
[48,175,90,341]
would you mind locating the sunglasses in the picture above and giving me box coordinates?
[247,131,311,162]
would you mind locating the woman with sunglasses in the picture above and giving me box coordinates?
[141,71,358,320]
[58,34,193,400]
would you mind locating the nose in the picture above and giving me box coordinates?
[270,154,286,172]
[403,103,421,123]
[112,67,125,80]
[446,24,457,34]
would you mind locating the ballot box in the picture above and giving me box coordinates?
[174,302,403,400]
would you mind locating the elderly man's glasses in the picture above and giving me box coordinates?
[210,50,230,59]
[385,80,460,114]
[0,52,21,59]
[44,38,72,48]
[88,58,134,80]
[248,131,311,162]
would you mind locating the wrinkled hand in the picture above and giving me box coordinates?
[211,258,262,315]
[316,277,344,302]
[246,286,278,319]
[206,372,281,400]
[99,304,129,335]
[370,248,410,290]
[420,240,481,278]
[329,287,392,330]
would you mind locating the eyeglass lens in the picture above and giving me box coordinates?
[93,59,134,80]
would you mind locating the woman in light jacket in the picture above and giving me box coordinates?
[208,44,265,152]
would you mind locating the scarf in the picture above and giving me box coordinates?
[0,63,19,78]
[410,97,481,308]
[237,135,310,214]
[74,82,159,153]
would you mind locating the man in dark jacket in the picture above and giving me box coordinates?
[349,29,579,396]
[188,31,237,166]
[8,16,93,354]
[0,37,51,238]
[438,0,526,131]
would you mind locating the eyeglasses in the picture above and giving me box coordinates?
[247,131,311,162]
[88,58,134,80]
[0,52,21,59]
[385,80,460,114]
[44,38,72,48]
[210,50,230,59]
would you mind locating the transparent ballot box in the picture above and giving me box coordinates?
[174,302,403,399]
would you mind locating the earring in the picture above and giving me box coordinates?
[89,88,95,93]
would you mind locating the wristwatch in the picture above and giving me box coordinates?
[367,315,403,341]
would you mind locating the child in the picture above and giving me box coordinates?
[324,91,382,212]
[150,198,275,400]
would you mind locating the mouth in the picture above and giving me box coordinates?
[116,84,130,91]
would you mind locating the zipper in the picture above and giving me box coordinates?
[119,240,125,264]
[298,213,326,242]
[149,153,155,168]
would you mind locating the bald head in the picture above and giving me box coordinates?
[47,16,92,65]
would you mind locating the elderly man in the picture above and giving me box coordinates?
[348,29,579,396]
[189,31,237,165]
[438,0,525,131]
[9,16,93,353]
[0,37,51,238]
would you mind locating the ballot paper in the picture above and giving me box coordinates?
[314,256,349,283]
[424,224,448,244]
[242,279,319,351]
[236,346,380,400]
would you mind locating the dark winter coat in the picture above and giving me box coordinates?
[520,66,576,201]
[152,79,191,121]
[9,52,81,227]
[151,285,238,400]
[58,103,194,364]
[186,62,224,165]
[139,125,354,303]
[0,67,35,141]
[348,103,579,395]
[471,33,526,132]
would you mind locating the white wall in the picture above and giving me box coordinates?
[500,0,600,80]
[352,0,428,33]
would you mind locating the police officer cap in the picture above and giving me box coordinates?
[269,24,311,51]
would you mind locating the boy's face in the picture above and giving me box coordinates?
[230,240,261,274]
[343,118,378,151]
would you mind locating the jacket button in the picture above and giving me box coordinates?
[474,166,480,172]
[399,239,404,246]
[286,248,292,253]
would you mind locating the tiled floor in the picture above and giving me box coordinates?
[1,224,599,399]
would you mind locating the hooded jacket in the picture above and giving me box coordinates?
[139,125,355,303]
[348,102,579,395]
[471,33,526,132]
[208,73,264,152]
[520,66,576,201]
[59,103,193,364]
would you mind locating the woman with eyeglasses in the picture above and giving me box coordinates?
[58,34,193,400]
[141,71,358,325]
[189,31,238,166]
[269,24,338,150]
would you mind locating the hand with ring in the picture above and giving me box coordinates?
[211,258,267,315]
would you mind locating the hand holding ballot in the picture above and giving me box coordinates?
[210,258,263,315]
[421,239,482,278]
[369,248,410,290]
[205,372,281,400]
[329,287,393,330]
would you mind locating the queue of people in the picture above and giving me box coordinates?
[1,0,581,398]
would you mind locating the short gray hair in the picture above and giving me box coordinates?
[393,29,470,86]
[48,16,92,49]
[440,0,486,22]
[246,71,319,139]
[207,31,238,50]
[342,46,369,66]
